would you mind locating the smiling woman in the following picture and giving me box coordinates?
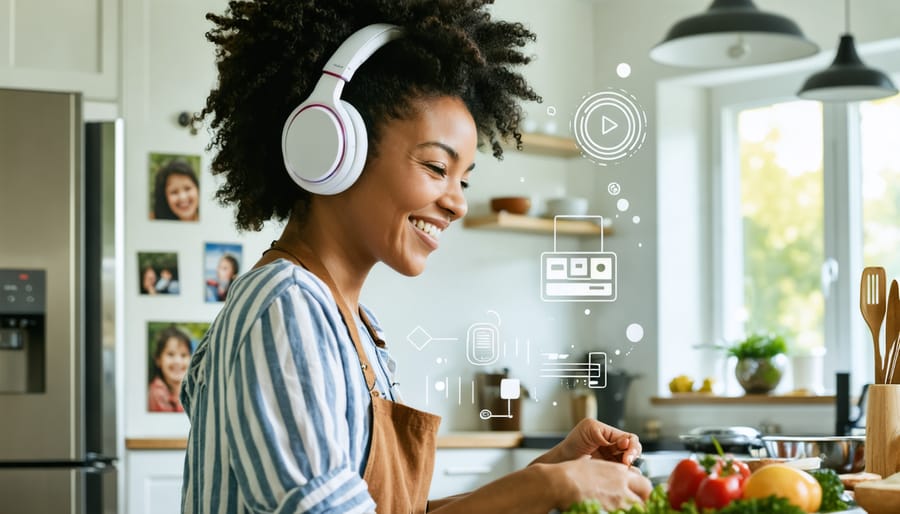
[178,1,650,514]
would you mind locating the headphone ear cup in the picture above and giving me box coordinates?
[330,100,368,194]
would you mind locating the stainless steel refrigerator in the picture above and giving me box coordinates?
[0,88,120,513]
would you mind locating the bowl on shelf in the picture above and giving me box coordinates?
[545,197,589,218]
[490,196,531,215]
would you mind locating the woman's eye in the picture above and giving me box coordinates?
[461,181,470,190]
[426,163,447,176]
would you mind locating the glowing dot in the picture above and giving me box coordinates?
[546,105,557,116]
[615,349,621,356]
[617,198,630,212]
[632,216,641,224]
[607,182,621,196]
[638,242,643,248]
[520,177,525,183]
[435,358,443,364]
[434,381,446,392]
[584,308,591,315]
[570,345,575,349]
[552,401,558,406]
[616,62,632,78]
[626,323,644,343]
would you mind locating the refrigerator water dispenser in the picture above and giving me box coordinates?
[0,269,46,393]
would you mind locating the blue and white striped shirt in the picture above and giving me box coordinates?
[181,259,398,514]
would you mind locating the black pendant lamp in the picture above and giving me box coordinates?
[797,0,898,102]
[650,0,819,68]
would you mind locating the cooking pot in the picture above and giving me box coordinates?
[679,426,764,454]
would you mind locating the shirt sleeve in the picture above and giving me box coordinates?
[224,283,376,514]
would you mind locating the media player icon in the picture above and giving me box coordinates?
[540,215,617,302]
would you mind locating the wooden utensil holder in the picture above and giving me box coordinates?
[865,384,900,477]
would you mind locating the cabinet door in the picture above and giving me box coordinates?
[0,0,118,99]
[429,448,513,500]
[127,450,186,514]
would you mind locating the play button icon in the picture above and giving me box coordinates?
[572,88,647,166]
[601,115,618,135]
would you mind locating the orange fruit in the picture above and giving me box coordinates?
[742,464,822,512]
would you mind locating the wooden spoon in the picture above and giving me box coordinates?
[886,280,900,384]
[861,267,887,384]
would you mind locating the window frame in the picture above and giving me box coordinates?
[710,79,875,393]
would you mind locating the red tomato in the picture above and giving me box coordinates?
[667,459,708,509]
[695,474,743,510]
[714,458,751,484]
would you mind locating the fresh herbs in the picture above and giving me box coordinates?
[727,333,788,359]
[807,468,850,512]
[562,485,811,514]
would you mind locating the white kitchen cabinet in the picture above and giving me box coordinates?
[428,448,515,500]
[126,450,185,514]
[0,0,119,99]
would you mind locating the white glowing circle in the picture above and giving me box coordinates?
[546,105,557,116]
[607,182,621,196]
[435,358,443,364]
[632,215,641,224]
[584,308,591,315]
[434,381,446,392]
[616,62,632,78]
[552,401,558,406]
[626,323,644,343]
[638,242,643,248]
[520,177,525,183]
[617,198,630,211]
[615,349,621,356]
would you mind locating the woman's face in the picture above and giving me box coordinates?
[337,96,476,276]
[216,258,236,282]
[156,337,191,388]
[142,268,157,292]
[165,174,199,221]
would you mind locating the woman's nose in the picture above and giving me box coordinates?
[440,183,468,221]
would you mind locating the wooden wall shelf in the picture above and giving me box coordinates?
[503,132,581,158]
[463,212,610,236]
[650,394,836,406]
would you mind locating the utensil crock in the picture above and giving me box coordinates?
[865,384,900,477]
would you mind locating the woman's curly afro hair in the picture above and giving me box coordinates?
[201,0,541,231]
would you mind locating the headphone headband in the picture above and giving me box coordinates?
[324,23,403,82]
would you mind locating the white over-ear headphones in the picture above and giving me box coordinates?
[282,23,403,195]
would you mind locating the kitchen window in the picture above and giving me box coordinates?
[713,75,900,389]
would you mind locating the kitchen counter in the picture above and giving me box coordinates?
[127,432,692,451]
[126,431,525,450]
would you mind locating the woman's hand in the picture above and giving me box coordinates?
[543,456,653,512]
[533,418,642,466]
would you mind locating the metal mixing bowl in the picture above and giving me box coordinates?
[756,435,866,473]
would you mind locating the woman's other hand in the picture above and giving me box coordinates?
[533,418,641,466]
[543,457,652,512]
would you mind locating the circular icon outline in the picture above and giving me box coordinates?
[572,88,647,166]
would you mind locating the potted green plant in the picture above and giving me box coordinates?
[728,332,789,394]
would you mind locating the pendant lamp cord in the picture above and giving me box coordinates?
[844,0,850,34]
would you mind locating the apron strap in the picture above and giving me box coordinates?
[264,241,381,396]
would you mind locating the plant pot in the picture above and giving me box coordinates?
[735,355,787,394]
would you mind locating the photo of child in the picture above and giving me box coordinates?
[146,321,209,413]
[148,152,201,222]
[204,242,242,303]
[137,252,180,295]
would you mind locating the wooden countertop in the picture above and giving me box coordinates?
[126,431,524,451]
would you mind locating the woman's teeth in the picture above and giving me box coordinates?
[411,218,443,238]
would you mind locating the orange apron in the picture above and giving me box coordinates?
[263,242,441,514]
